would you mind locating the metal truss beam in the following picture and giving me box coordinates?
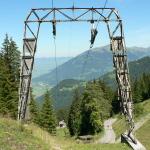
[25,7,120,23]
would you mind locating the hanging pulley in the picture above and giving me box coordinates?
[52,20,56,37]
[90,20,98,48]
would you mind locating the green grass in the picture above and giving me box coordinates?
[56,127,105,143]
[1,99,149,150]
[112,115,128,140]
[67,143,130,150]
[26,123,130,150]
[0,118,131,150]
[113,99,150,144]
[0,118,49,150]
[138,99,150,114]
[134,99,150,121]
[56,127,70,138]
[136,119,150,150]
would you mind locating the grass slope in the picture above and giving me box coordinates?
[113,99,150,146]
[27,125,131,150]
[113,115,128,140]
[0,118,49,150]
[0,117,131,150]
[136,119,150,150]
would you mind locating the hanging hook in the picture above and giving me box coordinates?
[90,20,98,48]
[52,20,56,38]
[52,9,56,38]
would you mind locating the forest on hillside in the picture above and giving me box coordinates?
[0,35,150,137]
[0,35,149,145]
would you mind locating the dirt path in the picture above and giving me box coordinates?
[99,118,117,144]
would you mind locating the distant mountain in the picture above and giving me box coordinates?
[33,46,150,87]
[101,56,150,88]
[32,57,72,78]
[37,56,150,110]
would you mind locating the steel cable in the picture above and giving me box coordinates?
[53,37,59,84]
[51,0,54,8]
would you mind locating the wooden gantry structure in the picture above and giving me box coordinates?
[18,7,145,149]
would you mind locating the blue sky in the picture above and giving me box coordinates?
[0,0,150,57]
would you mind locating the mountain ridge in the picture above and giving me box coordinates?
[37,56,150,109]
[33,46,150,87]
[33,57,72,78]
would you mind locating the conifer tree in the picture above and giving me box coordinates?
[111,90,120,114]
[132,78,142,103]
[29,90,39,124]
[68,89,81,136]
[140,73,150,100]
[79,82,104,135]
[0,55,8,115]
[0,35,20,118]
[39,91,56,134]
[68,80,112,136]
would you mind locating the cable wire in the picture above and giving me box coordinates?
[51,0,54,8]
[80,48,91,79]
[79,44,92,86]
[51,0,59,89]
[53,37,59,88]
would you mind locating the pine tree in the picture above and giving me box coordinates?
[132,78,142,103]
[29,90,39,124]
[0,35,20,118]
[68,80,113,136]
[0,55,8,115]
[111,90,120,114]
[79,82,104,135]
[68,89,81,136]
[147,74,150,99]
[98,79,113,115]
[141,73,150,100]
[39,91,56,134]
